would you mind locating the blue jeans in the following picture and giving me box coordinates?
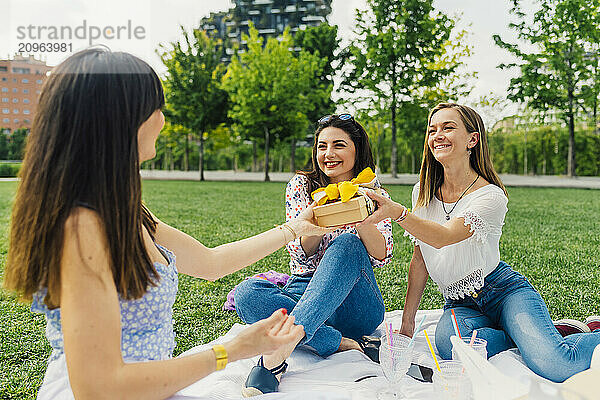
[234,233,385,357]
[435,261,600,383]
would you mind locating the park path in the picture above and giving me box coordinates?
[139,170,600,189]
[2,171,599,189]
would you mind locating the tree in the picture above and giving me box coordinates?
[470,93,511,133]
[293,23,338,172]
[0,131,8,159]
[494,0,600,176]
[163,122,190,171]
[341,0,459,177]
[582,43,600,135]
[158,27,229,180]
[8,128,28,160]
[356,107,389,174]
[294,22,338,123]
[222,25,326,181]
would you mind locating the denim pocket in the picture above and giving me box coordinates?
[487,268,526,293]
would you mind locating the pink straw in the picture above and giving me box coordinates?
[469,330,477,347]
[451,309,462,339]
[388,322,394,346]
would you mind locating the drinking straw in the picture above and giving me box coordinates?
[408,315,427,347]
[469,330,478,347]
[424,329,441,372]
[460,329,478,374]
[387,322,395,364]
[451,309,462,339]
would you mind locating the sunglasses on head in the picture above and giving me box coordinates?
[318,113,354,125]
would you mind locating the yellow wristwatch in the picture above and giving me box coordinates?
[212,344,227,370]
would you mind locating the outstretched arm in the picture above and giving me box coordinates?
[61,208,305,400]
[152,203,331,280]
[360,190,473,249]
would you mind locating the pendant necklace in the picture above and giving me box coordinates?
[440,175,480,220]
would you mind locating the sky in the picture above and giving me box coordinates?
[0,0,536,123]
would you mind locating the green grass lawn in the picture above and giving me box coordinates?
[1,180,599,398]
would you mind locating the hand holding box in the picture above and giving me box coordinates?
[311,168,380,227]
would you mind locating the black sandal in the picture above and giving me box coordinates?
[356,335,381,363]
[242,356,288,397]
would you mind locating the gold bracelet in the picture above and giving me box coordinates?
[280,223,297,242]
[277,224,289,242]
[212,344,227,371]
[285,223,297,240]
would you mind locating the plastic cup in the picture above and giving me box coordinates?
[451,337,488,361]
[377,334,414,399]
[379,334,414,382]
[432,360,472,400]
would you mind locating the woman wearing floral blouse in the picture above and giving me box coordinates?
[234,114,393,396]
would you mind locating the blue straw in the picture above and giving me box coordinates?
[408,315,427,347]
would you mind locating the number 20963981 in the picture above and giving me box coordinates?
[18,42,73,53]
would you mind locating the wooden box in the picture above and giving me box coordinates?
[313,196,370,227]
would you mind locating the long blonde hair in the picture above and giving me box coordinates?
[416,103,507,208]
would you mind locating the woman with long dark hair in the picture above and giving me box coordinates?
[3,48,330,399]
[362,103,600,383]
[234,114,394,396]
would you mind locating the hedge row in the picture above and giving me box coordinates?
[0,163,21,177]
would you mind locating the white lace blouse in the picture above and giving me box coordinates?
[405,183,508,300]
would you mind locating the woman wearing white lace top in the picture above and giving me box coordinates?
[362,103,600,383]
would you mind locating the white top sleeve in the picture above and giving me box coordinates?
[455,190,508,244]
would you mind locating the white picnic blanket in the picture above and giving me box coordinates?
[171,309,546,400]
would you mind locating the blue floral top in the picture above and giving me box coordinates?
[31,244,178,363]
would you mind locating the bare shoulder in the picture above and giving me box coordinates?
[465,177,491,195]
[474,176,490,190]
[62,207,111,276]
[144,206,162,224]
[64,207,103,234]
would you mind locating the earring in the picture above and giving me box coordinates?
[467,147,472,156]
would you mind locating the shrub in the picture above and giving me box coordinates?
[0,163,21,177]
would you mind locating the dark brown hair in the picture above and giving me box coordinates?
[416,103,507,208]
[300,115,376,196]
[3,48,165,308]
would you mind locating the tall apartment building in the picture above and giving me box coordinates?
[0,55,52,132]
[200,0,333,62]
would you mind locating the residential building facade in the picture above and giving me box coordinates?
[0,55,52,132]
[200,0,332,62]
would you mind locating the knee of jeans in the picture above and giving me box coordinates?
[523,356,571,383]
[233,278,268,322]
[332,232,361,247]
[435,314,455,360]
[330,233,368,260]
